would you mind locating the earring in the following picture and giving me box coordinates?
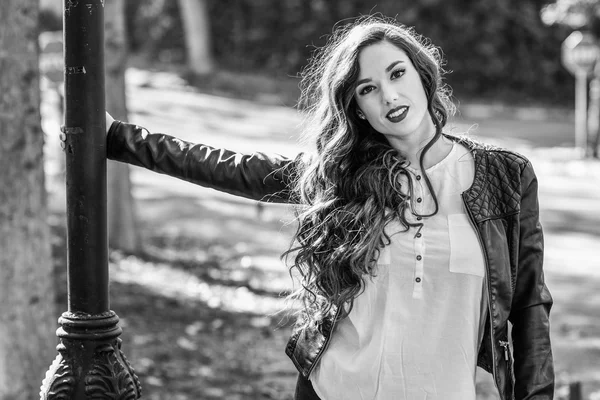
[357,110,366,120]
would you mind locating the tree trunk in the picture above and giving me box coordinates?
[589,72,600,158]
[105,0,142,253]
[0,1,56,398]
[178,0,214,75]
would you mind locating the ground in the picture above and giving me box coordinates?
[42,67,600,399]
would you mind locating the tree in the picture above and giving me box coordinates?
[0,0,56,398]
[106,0,142,252]
[178,0,214,74]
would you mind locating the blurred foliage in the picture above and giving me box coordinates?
[122,0,576,106]
[125,0,187,63]
[541,0,600,33]
[38,0,577,105]
[39,6,62,32]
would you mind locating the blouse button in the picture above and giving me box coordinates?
[416,255,422,261]
[417,198,422,203]
[416,175,422,181]
[415,277,422,283]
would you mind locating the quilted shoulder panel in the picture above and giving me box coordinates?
[462,145,529,222]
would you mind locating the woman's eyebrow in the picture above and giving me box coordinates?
[385,60,405,72]
[356,60,406,86]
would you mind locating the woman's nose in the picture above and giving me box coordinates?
[380,83,399,104]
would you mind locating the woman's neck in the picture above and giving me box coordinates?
[388,128,451,170]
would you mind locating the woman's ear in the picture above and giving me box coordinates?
[356,109,366,120]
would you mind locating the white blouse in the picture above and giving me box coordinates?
[311,142,488,400]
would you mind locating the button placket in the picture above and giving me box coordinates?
[413,169,428,217]
[412,243,425,299]
[414,173,424,212]
[404,171,425,299]
[412,185,425,299]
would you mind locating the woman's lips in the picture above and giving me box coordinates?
[386,106,409,123]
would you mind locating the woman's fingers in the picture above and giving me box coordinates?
[105,112,115,136]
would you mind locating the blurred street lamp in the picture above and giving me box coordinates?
[561,31,600,155]
[542,0,600,157]
[561,31,598,76]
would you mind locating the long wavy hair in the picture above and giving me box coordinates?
[283,16,456,325]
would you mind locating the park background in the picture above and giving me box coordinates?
[2,0,600,399]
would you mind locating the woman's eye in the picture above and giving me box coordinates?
[391,69,406,79]
[359,86,374,95]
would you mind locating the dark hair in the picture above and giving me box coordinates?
[284,16,455,324]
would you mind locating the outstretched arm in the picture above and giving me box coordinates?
[106,117,301,204]
[509,161,554,399]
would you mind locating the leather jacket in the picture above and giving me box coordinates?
[107,121,554,400]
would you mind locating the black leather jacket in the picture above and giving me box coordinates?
[107,121,554,400]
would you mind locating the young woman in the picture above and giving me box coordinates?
[105,16,553,400]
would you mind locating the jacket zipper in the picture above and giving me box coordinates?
[498,340,509,361]
[499,339,513,388]
[306,305,343,379]
[499,340,510,361]
[462,194,502,398]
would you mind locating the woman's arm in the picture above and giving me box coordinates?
[508,162,554,399]
[106,119,301,204]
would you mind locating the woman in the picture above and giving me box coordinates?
[106,16,553,400]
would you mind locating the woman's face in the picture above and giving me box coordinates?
[354,41,434,145]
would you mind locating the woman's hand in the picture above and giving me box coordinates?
[105,112,115,137]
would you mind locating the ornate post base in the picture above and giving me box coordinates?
[40,311,142,399]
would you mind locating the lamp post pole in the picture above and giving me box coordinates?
[39,1,141,398]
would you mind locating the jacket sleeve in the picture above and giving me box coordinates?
[106,121,301,203]
[508,161,554,399]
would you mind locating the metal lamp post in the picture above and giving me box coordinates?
[40,1,141,398]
